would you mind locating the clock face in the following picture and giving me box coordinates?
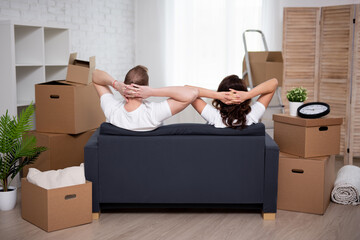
[297,102,330,119]
[299,104,328,115]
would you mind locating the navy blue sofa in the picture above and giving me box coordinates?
[84,122,279,219]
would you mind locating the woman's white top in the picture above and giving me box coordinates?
[200,101,266,128]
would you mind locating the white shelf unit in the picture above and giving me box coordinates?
[0,20,70,117]
[0,21,69,188]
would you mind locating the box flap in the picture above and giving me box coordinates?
[89,56,95,69]
[74,59,89,68]
[37,80,72,86]
[66,54,95,85]
[88,56,96,83]
[279,152,329,161]
[248,52,268,62]
[273,114,343,127]
[36,80,84,87]
[266,51,283,62]
[69,52,77,65]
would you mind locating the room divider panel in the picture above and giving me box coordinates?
[282,5,360,164]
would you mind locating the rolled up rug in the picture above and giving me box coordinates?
[331,165,360,205]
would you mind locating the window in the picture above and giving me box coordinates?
[165,0,264,89]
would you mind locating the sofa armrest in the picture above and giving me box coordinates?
[84,128,100,212]
[263,133,279,213]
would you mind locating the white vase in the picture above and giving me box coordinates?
[0,186,17,211]
[289,101,303,117]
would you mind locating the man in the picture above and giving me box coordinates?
[92,65,198,131]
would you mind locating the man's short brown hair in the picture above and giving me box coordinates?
[124,65,149,86]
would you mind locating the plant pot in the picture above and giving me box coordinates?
[0,186,17,211]
[289,101,303,117]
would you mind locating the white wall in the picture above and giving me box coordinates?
[135,0,167,88]
[0,0,135,80]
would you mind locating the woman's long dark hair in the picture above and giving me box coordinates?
[212,75,251,129]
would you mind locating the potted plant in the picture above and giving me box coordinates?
[0,103,46,211]
[286,87,308,116]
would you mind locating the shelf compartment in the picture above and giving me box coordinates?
[44,27,70,65]
[16,66,44,106]
[14,25,44,65]
[45,66,67,82]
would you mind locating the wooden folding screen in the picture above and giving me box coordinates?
[282,8,320,112]
[318,5,354,159]
[350,5,360,161]
[283,5,359,164]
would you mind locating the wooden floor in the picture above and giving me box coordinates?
[1,157,360,240]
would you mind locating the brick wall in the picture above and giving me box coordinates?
[0,0,135,80]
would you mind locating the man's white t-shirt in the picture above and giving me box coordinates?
[100,93,172,131]
[201,101,266,128]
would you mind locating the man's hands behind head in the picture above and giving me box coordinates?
[123,84,151,99]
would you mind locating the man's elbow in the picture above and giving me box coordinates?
[92,69,101,84]
[272,78,279,89]
[187,88,199,102]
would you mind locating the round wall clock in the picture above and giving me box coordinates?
[297,102,330,119]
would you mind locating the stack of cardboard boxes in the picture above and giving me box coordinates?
[273,114,343,214]
[21,53,105,232]
[23,53,103,176]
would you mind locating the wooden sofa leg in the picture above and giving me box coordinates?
[262,212,276,220]
[92,212,100,220]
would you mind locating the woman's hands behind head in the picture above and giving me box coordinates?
[228,89,250,104]
[217,89,249,105]
[217,92,233,105]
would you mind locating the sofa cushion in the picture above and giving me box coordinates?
[99,122,265,136]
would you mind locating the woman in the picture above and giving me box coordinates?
[188,75,278,129]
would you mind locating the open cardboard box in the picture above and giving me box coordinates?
[22,129,95,177]
[35,80,104,134]
[242,51,283,87]
[66,52,95,85]
[273,114,343,158]
[21,179,92,232]
[277,153,335,214]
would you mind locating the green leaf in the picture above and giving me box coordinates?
[286,87,308,102]
[0,103,47,191]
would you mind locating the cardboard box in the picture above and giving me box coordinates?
[66,52,95,85]
[242,51,283,87]
[35,80,104,134]
[22,130,95,177]
[277,153,335,214]
[273,114,343,158]
[21,178,92,232]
